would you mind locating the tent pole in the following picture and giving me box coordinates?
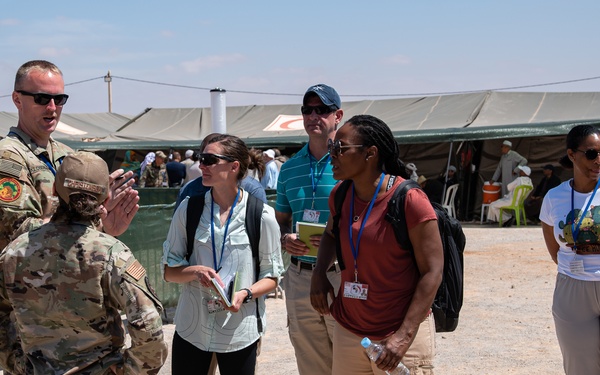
[442,142,453,203]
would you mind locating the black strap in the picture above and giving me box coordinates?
[332,180,352,271]
[184,191,264,332]
[244,194,264,333]
[186,195,205,261]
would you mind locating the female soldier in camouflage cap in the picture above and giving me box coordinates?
[0,151,167,374]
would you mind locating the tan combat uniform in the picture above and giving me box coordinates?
[0,127,72,249]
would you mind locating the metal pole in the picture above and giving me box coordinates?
[104,70,112,113]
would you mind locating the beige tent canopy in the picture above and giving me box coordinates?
[0,112,131,142]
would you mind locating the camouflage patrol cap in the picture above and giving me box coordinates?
[55,151,110,204]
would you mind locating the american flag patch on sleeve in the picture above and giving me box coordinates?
[125,260,146,281]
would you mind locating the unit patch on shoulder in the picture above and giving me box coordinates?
[0,177,22,203]
[125,260,146,281]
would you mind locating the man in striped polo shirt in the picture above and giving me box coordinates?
[276,84,343,374]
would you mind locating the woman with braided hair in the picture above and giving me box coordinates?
[310,114,443,375]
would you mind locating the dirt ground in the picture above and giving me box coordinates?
[0,225,563,375]
[158,225,564,375]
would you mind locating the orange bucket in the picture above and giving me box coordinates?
[482,182,501,203]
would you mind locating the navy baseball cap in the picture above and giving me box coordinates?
[303,84,341,109]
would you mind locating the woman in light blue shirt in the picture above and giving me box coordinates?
[162,134,284,375]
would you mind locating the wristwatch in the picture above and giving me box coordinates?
[241,288,253,303]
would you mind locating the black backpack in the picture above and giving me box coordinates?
[332,178,465,333]
[185,192,264,332]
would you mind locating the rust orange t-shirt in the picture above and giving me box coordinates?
[330,176,437,340]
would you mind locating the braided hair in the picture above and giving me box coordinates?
[344,114,408,178]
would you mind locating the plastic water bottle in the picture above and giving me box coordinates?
[361,337,410,375]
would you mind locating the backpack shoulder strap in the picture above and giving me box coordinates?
[385,179,421,252]
[244,193,263,260]
[332,180,353,271]
[244,192,264,333]
[186,194,205,261]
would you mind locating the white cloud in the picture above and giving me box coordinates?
[382,54,411,65]
[180,54,246,73]
[161,30,175,38]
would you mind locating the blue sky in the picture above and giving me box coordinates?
[1,1,599,115]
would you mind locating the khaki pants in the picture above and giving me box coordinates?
[332,312,435,375]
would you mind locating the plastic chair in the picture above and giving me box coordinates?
[498,185,533,227]
[442,184,459,219]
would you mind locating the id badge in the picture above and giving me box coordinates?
[303,209,320,223]
[343,281,368,300]
[207,299,225,314]
[569,259,585,274]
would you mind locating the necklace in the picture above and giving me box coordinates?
[353,203,368,222]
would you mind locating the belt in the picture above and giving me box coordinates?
[291,257,338,272]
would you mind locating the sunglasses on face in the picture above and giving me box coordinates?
[300,105,337,116]
[576,148,600,160]
[16,90,69,106]
[327,139,364,156]
[199,153,235,166]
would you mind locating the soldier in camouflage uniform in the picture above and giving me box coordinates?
[0,60,139,250]
[0,60,141,374]
[0,152,168,374]
[139,150,168,188]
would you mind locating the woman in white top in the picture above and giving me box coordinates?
[540,124,600,374]
[162,134,284,375]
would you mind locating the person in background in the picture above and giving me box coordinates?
[0,152,167,374]
[405,163,419,182]
[139,150,168,188]
[247,148,266,181]
[273,148,288,170]
[487,165,533,227]
[261,149,279,190]
[489,140,528,196]
[276,84,343,375]
[140,151,155,177]
[162,134,284,375]
[418,175,444,204]
[524,164,561,224]
[438,165,458,187]
[166,151,186,187]
[540,124,600,374]
[310,114,442,375]
[120,150,141,178]
[182,149,196,185]
[174,134,267,212]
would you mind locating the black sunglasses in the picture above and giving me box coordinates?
[301,105,337,116]
[16,90,69,106]
[576,148,600,161]
[327,139,364,156]
[199,153,235,166]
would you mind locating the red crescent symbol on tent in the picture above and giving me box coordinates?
[279,119,303,130]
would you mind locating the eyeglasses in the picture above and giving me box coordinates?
[327,139,364,156]
[300,105,337,116]
[16,90,69,106]
[576,148,600,160]
[199,153,235,166]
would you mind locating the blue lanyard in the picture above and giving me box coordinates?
[210,188,241,270]
[348,173,385,279]
[309,153,331,209]
[570,178,600,249]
